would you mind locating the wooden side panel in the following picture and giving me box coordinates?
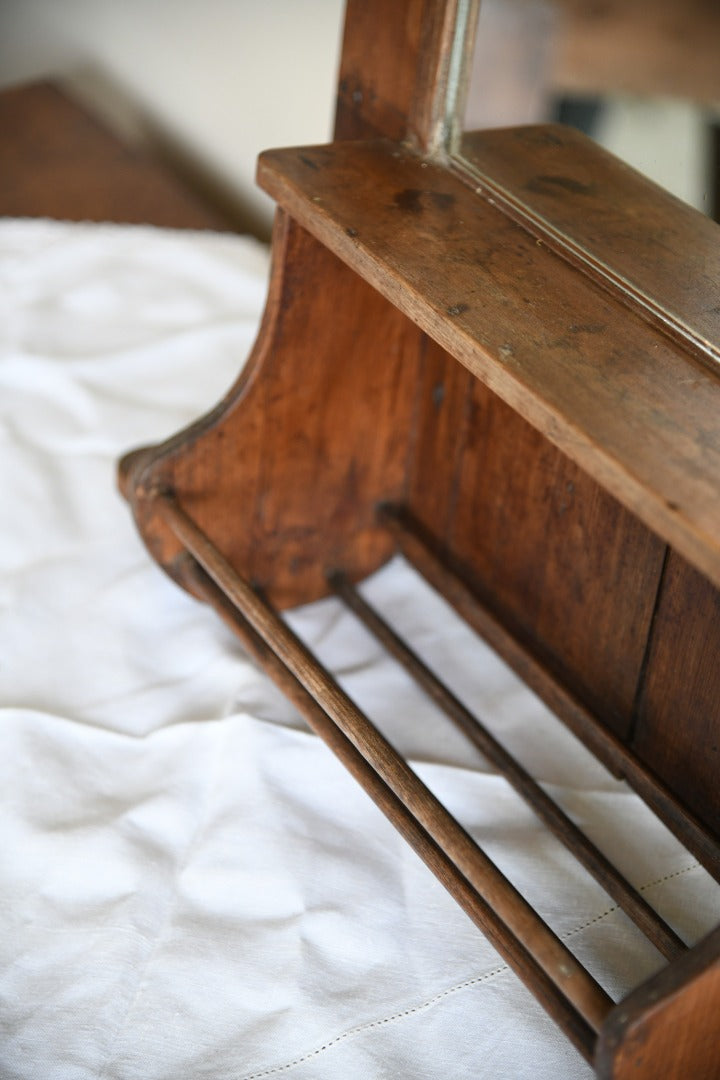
[405,334,666,738]
[407,374,667,737]
[121,213,425,609]
[406,334,475,542]
[633,551,720,835]
[596,926,720,1080]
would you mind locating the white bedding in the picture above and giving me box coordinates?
[1,218,717,1079]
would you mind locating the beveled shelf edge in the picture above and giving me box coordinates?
[454,125,720,370]
[257,136,720,594]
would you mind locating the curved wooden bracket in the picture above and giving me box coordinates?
[119,210,425,608]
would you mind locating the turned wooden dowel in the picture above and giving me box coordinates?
[330,571,686,962]
[185,557,598,1062]
[158,493,614,1034]
[379,503,720,884]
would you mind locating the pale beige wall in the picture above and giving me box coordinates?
[0,0,346,236]
[0,0,711,232]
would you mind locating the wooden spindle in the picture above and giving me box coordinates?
[159,493,613,1034]
[330,571,686,961]
[380,502,720,883]
[186,557,598,1062]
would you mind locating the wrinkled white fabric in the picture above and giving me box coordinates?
[0,218,717,1080]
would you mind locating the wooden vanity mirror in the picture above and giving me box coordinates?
[120,2,720,1074]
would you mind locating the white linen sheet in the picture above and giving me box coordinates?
[1,218,718,1080]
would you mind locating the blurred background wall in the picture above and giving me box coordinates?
[0,0,716,238]
[0,0,346,239]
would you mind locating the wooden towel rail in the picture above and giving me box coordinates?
[120,2,720,1075]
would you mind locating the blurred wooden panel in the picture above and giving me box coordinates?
[464,0,720,133]
[553,0,720,102]
[0,80,229,229]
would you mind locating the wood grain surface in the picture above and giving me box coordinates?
[458,124,720,366]
[120,210,425,608]
[257,137,720,593]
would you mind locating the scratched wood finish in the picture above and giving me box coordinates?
[380,503,720,881]
[595,926,720,1079]
[458,124,720,364]
[406,333,474,539]
[258,138,720,592]
[15,22,720,1075]
[407,349,666,738]
[336,0,427,141]
[121,0,469,607]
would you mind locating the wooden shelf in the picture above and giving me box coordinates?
[258,133,720,591]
